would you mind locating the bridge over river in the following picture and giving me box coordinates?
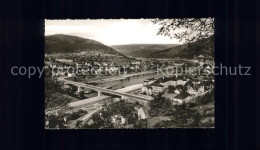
[63,80,153,101]
[57,78,154,108]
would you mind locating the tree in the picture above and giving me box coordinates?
[168,85,176,93]
[75,120,83,128]
[134,119,148,128]
[48,114,65,129]
[67,109,88,121]
[45,78,63,94]
[176,85,184,93]
[149,92,172,116]
[82,100,138,128]
[65,84,77,95]
[199,90,214,105]
[201,117,214,127]
[182,101,186,110]
[90,113,105,128]
[45,78,71,110]
[79,91,85,98]
[192,112,201,127]
[152,18,214,43]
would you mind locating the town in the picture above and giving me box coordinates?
[45,50,214,129]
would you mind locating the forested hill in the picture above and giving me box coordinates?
[45,34,123,56]
[111,44,178,58]
[148,36,214,59]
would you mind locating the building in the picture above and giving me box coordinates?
[160,77,187,89]
[150,82,164,93]
[67,73,75,77]
[177,79,187,85]
[137,107,146,120]
[171,97,183,105]
[131,61,141,65]
[55,59,73,63]
[141,86,153,95]
[198,85,205,93]
[111,115,126,126]
[187,86,194,95]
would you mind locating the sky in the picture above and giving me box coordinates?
[45,19,184,45]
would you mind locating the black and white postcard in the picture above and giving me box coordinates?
[44,19,215,129]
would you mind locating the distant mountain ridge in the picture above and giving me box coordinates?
[45,34,123,56]
[111,44,179,58]
[148,36,214,59]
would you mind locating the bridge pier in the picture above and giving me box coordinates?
[97,91,101,97]
[77,86,84,92]
[121,96,128,100]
